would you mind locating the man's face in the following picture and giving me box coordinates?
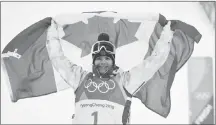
[94,56,113,74]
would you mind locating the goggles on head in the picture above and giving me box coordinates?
[91,41,116,54]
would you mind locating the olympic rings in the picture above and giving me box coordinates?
[84,79,116,93]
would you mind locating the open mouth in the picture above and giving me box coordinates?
[97,66,109,73]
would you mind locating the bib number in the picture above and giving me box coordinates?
[91,111,98,124]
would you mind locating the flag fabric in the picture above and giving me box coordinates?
[133,17,202,117]
[1,17,57,102]
[1,12,202,118]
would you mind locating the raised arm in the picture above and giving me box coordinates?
[46,20,88,91]
[123,21,173,95]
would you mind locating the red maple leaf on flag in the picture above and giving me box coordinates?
[62,15,141,57]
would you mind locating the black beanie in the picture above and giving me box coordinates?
[92,33,115,65]
[98,33,110,41]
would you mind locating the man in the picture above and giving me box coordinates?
[46,21,173,124]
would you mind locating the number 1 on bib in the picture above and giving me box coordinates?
[91,111,98,124]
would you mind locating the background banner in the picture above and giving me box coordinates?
[188,57,214,124]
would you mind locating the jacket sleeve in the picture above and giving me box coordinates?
[122,21,174,95]
[46,20,88,91]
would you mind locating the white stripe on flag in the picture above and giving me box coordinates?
[115,20,157,71]
[54,12,159,26]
